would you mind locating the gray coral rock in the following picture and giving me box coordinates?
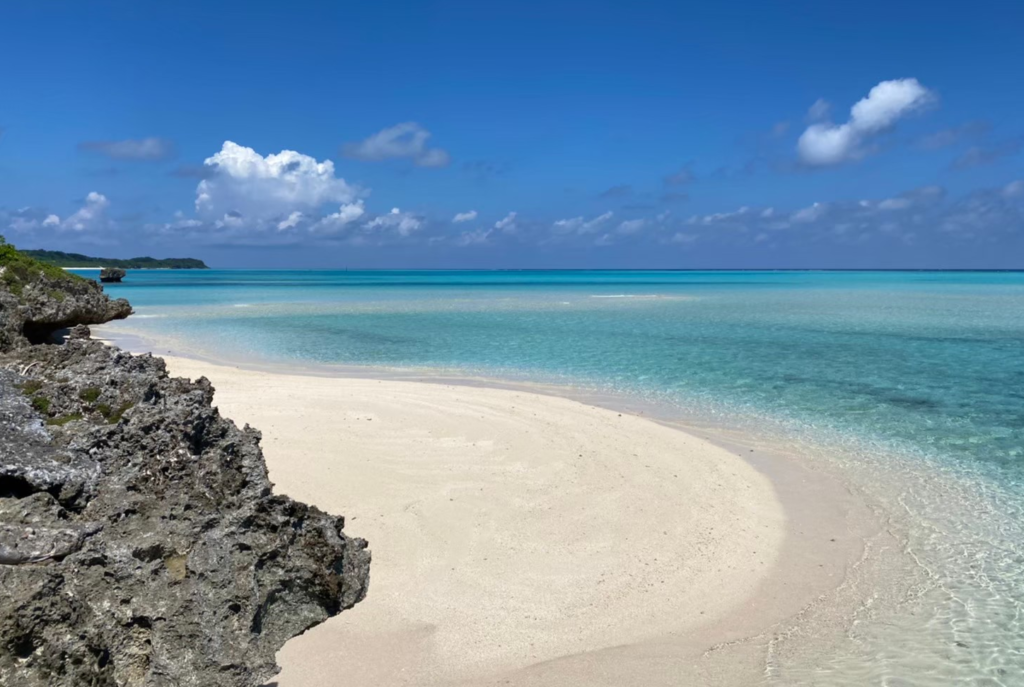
[0,269,131,347]
[0,255,369,686]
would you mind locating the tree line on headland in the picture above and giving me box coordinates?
[22,249,208,269]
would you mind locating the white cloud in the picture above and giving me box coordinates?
[456,228,492,246]
[7,194,111,233]
[145,142,435,245]
[688,206,751,226]
[495,212,518,233]
[552,217,583,232]
[453,210,478,223]
[553,211,613,235]
[670,232,698,244]
[871,186,945,212]
[343,122,450,168]
[877,197,913,211]
[1004,180,1024,198]
[214,212,244,230]
[791,202,827,223]
[366,208,421,236]
[195,141,360,228]
[62,192,110,231]
[277,211,304,231]
[312,201,366,234]
[79,137,175,161]
[617,219,645,234]
[797,78,934,166]
[169,217,203,230]
[6,216,39,232]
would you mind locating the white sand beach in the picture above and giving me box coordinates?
[160,356,870,686]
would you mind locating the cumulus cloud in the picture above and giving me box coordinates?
[78,137,175,161]
[872,186,945,211]
[365,208,422,236]
[686,206,752,226]
[453,210,478,223]
[343,122,450,168]
[4,193,111,234]
[311,201,366,234]
[277,211,304,231]
[552,211,613,235]
[617,219,646,234]
[456,228,492,246]
[797,78,934,166]
[4,207,50,233]
[671,181,1023,249]
[791,202,828,223]
[936,182,1024,239]
[591,218,647,247]
[147,142,440,245]
[669,232,698,244]
[495,212,518,233]
[876,197,913,211]
[62,192,111,231]
[195,141,361,228]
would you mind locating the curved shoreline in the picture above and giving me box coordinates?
[147,351,887,686]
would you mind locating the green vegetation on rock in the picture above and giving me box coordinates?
[79,387,102,403]
[97,400,134,424]
[22,248,208,270]
[46,413,84,427]
[1,237,89,297]
[18,380,43,395]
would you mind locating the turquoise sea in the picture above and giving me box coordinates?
[91,269,1024,685]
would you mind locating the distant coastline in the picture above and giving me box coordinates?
[24,249,208,269]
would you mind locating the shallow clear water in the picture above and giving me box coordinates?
[92,269,1024,684]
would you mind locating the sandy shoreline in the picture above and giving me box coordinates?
[143,352,887,686]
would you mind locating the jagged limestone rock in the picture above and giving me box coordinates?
[0,244,369,686]
[0,246,131,346]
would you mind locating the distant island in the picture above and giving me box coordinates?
[23,249,209,269]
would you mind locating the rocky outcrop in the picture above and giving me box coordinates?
[0,242,369,686]
[100,267,126,283]
[0,243,131,346]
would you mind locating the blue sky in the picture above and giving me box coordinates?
[1,0,1022,268]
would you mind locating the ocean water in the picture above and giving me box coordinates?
[90,269,1024,684]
